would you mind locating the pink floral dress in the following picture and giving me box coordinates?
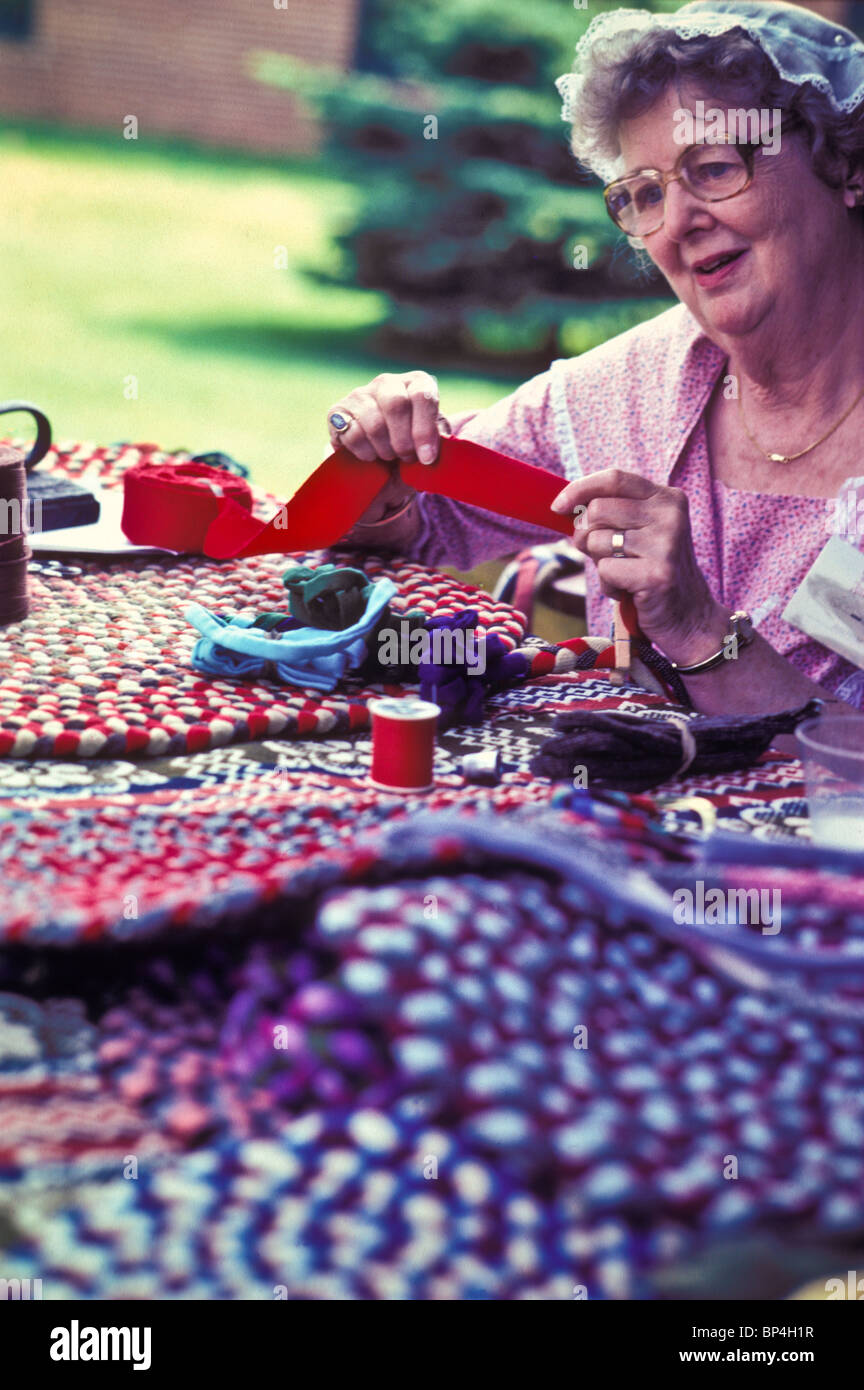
[411,303,864,707]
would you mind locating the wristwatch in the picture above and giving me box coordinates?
[669,610,755,675]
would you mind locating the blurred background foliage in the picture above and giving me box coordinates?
[0,0,676,497]
[12,3,852,496]
[2,2,860,493]
[258,0,674,374]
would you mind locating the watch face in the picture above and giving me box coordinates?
[732,612,754,643]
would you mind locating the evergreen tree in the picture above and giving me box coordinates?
[258,0,671,371]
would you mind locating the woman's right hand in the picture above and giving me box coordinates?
[326,370,447,527]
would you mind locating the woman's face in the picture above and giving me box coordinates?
[617,85,859,342]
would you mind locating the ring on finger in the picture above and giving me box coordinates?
[611,530,627,559]
[328,409,356,434]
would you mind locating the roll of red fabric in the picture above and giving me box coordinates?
[121,460,254,553]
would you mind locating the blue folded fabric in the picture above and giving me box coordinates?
[184,578,396,691]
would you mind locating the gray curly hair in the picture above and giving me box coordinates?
[567,27,864,192]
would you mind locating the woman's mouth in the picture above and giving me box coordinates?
[691,249,747,285]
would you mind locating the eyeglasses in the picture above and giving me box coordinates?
[604,139,759,238]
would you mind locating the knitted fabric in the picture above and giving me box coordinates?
[530,700,824,793]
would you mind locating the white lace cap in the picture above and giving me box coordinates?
[556,0,864,181]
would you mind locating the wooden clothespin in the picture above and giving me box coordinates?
[609,598,631,686]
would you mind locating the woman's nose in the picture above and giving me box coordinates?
[662,177,714,241]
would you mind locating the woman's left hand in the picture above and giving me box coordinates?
[551,468,727,663]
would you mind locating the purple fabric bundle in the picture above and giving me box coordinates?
[418,610,531,730]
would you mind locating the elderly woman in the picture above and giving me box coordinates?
[325,0,864,715]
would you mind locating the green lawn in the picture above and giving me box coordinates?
[0,123,528,497]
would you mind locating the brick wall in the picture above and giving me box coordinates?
[0,0,360,154]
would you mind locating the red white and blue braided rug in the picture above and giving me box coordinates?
[0,663,795,946]
[2,441,572,759]
[3,649,861,1298]
[2,788,863,1300]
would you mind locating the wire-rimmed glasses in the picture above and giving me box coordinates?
[603,140,758,238]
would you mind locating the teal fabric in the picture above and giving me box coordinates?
[281,563,372,631]
[184,578,397,691]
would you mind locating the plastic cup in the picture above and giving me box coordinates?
[795,713,864,851]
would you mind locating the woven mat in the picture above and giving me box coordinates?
[0,671,806,946]
[0,441,529,759]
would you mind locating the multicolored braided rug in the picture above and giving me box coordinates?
[0,668,722,947]
[1,441,573,760]
[2,790,863,1299]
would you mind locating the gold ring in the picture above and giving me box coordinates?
[612,530,626,558]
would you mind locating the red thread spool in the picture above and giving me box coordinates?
[121,460,254,553]
[0,444,30,626]
[368,696,441,793]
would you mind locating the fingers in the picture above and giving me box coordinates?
[594,556,642,600]
[550,468,657,515]
[571,515,648,558]
[575,525,622,558]
[352,472,413,525]
[406,372,442,463]
[327,371,442,465]
[572,527,645,561]
[578,496,649,532]
[327,391,396,462]
[571,489,650,559]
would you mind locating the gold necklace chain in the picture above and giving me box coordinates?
[737,379,864,463]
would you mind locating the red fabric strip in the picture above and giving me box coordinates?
[203,449,391,558]
[120,448,649,649]
[201,436,574,559]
